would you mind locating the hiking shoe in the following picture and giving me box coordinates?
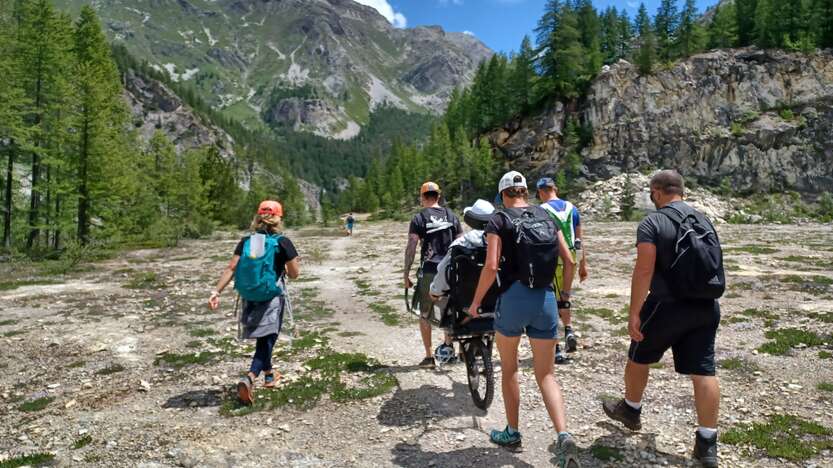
[555,432,580,468]
[237,376,254,406]
[693,431,718,467]
[555,345,567,364]
[418,357,435,368]
[489,426,522,447]
[263,371,281,388]
[602,399,642,431]
[565,331,578,353]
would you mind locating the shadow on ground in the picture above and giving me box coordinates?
[391,442,534,468]
[162,389,223,408]
[378,381,487,427]
[579,421,692,466]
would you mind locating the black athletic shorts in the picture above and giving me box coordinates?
[628,297,721,376]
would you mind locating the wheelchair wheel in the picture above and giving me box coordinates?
[463,336,494,410]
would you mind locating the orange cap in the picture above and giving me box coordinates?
[257,200,283,217]
[420,181,441,195]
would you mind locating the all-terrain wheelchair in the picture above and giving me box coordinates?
[418,243,499,410]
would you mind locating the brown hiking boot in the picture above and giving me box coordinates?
[237,376,254,405]
[602,398,642,431]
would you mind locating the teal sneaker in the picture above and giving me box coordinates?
[556,432,580,468]
[490,426,522,447]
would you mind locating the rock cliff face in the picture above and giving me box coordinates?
[492,48,833,193]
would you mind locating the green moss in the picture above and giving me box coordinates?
[18,397,54,412]
[758,328,827,355]
[0,452,55,468]
[591,445,624,461]
[723,415,833,461]
[72,434,93,450]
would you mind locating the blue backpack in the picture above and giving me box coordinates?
[235,234,284,302]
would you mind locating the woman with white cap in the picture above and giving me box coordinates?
[208,200,301,405]
[468,171,579,466]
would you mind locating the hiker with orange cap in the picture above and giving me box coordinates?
[404,182,463,368]
[208,200,300,405]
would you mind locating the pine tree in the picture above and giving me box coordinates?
[617,11,633,60]
[654,0,680,62]
[816,0,833,48]
[735,0,758,46]
[708,3,738,49]
[676,0,705,58]
[635,3,656,75]
[620,173,636,221]
[509,35,536,114]
[576,0,603,76]
[534,0,564,51]
[72,6,130,244]
[551,6,585,99]
[600,6,620,64]
[754,0,775,48]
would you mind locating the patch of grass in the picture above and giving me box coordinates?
[604,293,619,298]
[591,444,624,462]
[0,452,55,467]
[122,271,163,289]
[18,396,54,412]
[154,351,220,368]
[95,364,125,375]
[275,331,330,358]
[0,319,19,326]
[584,307,627,325]
[188,328,217,337]
[719,357,759,372]
[723,414,833,461]
[819,350,832,359]
[291,275,320,283]
[758,328,827,355]
[354,278,380,296]
[726,316,749,324]
[807,312,833,323]
[3,329,26,337]
[726,245,779,255]
[185,340,202,348]
[67,360,85,369]
[782,275,833,286]
[740,308,778,321]
[71,434,92,450]
[368,302,401,326]
[305,246,328,264]
[818,382,833,392]
[295,300,335,320]
[337,331,364,337]
[0,278,62,291]
[649,362,665,369]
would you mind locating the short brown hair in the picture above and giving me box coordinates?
[650,170,685,196]
[503,187,528,199]
[250,213,283,234]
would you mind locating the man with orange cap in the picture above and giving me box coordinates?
[404,182,463,368]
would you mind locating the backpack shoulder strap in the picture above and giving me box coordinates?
[658,206,686,226]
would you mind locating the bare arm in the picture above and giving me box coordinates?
[208,256,240,310]
[468,233,502,317]
[628,243,656,342]
[576,224,588,281]
[403,233,419,287]
[285,257,301,279]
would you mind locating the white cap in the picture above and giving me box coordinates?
[498,171,527,193]
[463,199,496,217]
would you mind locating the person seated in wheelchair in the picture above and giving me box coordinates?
[429,199,499,333]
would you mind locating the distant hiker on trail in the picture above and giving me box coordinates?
[208,200,300,406]
[467,171,579,466]
[346,213,355,236]
[404,181,463,368]
[602,170,725,468]
[537,177,588,364]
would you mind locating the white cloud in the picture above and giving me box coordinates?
[463,30,475,36]
[354,0,408,28]
[626,1,638,8]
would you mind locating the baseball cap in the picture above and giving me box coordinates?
[463,199,495,230]
[536,177,556,189]
[257,200,283,217]
[498,171,527,193]
[420,181,441,195]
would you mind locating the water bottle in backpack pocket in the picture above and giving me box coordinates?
[235,234,284,302]
[659,207,725,300]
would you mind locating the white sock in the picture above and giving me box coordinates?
[698,427,718,438]
[625,399,642,410]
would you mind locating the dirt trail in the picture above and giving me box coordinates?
[1,221,832,467]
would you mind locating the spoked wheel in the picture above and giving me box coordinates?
[463,336,494,410]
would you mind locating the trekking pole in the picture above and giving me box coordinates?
[233,293,242,342]
[404,287,411,314]
[282,274,295,341]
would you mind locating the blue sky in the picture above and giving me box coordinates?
[357,0,721,53]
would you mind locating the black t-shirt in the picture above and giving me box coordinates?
[409,207,462,274]
[484,206,546,285]
[234,234,299,276]
[637,201,713,300]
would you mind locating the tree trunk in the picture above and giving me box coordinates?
[44,164,51,248]
[3,143,14,249]
[52,194,61,250]
[26,68,44,250]
[77,117,89,246]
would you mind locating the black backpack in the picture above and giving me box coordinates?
[419,207,456,264]
[659,206,726,300]
[447,242,500,315]
[499,207,559,290]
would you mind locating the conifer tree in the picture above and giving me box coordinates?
[510,36,536,114]
[635,3,656,75]
[654,0,679,62]
[534,0,564,52]
[754,0,775,48]
[576,0,603,75]
[735,0,758,46]
[617,11,633,60]
[600,6,620,64]
[815,0,833,48]
[676,0,705,58]
[550,6,585,99]
[708,3,738,49]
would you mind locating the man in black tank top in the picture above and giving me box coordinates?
[403,182,462,368]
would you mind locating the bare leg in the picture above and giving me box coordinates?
[624,359,650,403]
[495,332,521,429]
[559,308,572,328]
[692,375,720,428]
[530,337,568,432]
[420,318,433,357]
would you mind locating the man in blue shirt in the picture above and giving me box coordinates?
[537,178,589,364]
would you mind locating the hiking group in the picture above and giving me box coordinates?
[404,169,723,467]
[208,169,725,468]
